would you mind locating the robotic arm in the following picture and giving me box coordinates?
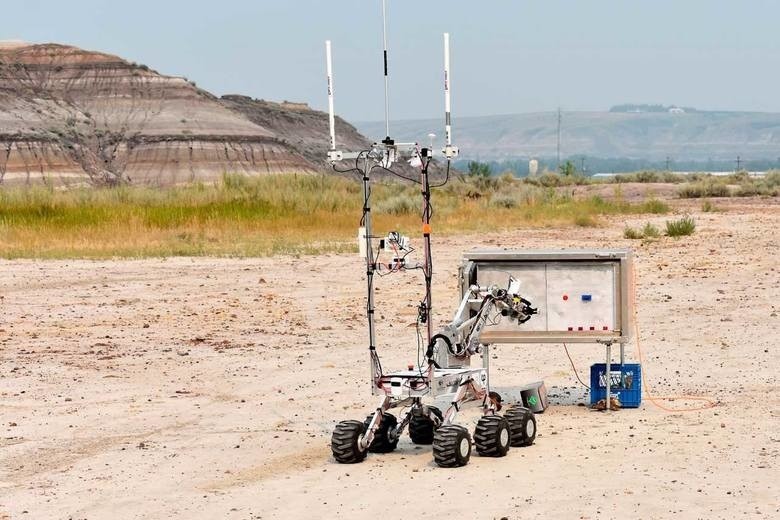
[426,277,537,367]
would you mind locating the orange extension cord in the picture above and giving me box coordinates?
[564,269,718,413]
[634,321,718,412]
[632,266,717,412]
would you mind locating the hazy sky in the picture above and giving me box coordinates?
[4,1,779,121]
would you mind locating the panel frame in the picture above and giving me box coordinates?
[458,249,634,344]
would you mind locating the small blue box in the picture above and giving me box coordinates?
[589,363,642,408]
[581,294,592,301]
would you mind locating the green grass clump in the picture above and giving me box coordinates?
[613,171,689,184]
[677,172,780,198]
[665,215,696,237]
[489,192,518,209]
[623,222,661,240]
[678,180,730,198]
[623,226,643,240]
[640,198,670,214]
[374,194,418,215]
[642,222,661,238]
[522,172,589,188]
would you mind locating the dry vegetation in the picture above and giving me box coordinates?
[0,173,671,259]
[523,169,780,198]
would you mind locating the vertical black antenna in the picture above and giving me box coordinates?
[381,0,390,141]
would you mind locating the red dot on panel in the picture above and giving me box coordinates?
[563,294,569,301]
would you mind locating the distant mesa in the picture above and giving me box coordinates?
[358,104,780,162]
[0,40,29,49]
[609,103,696,113]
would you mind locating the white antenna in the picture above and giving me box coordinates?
[442,32,459,158]
[325,40,336,151]
[325,40,343,162]
[381,0,390,140]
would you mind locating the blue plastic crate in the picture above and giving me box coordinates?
[589,363,642,408]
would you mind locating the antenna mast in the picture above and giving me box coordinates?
[442,33,459,159]
[381,0,391,141]
[325,40,336,152]
[325,41,344,162]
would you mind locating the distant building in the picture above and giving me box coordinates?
[528,159,539,176]
[669,107,685,114]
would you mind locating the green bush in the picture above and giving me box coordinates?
[613,171,688,184]
[640,198,670,214]
[574,214,598,227]
[523,172,589,188]
[623,222,661,240]
[701,200,716,212]
[489,192,518,209]
[641,222,660,238]
[623,226,643,239]
[678,180,730,198]
[665,215,696,237]
[374,194,418,215]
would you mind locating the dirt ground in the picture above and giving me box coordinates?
[1,198,778,519]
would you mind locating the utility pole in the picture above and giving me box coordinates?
[556,107,561,169]
[735,155,741,172]
[665,156,670,171]
[579,156,585,174]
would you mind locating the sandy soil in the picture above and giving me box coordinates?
[1,200,778,519]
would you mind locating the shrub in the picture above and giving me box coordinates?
[467,161,492,178]
[612,171,688,184]
[523,172,588,188]
[678,181,730,198]
[640,198,670,214]
[734,182,779,197]
[701,200,716,212]
[574,214,598,227]
[634,170,658,183]
[623,226,643,239]
[489,192,518,209]
[641,222,660,238]
[665,215,696,237]
[623,222,660,239]
[374,194,417,215]
[764,170,780,188]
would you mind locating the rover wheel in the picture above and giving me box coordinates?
[474,414,511,457]
[331,420,368,464]
[362,412,399,453]
[432,424,471,467]
[409,406,443,445]
[504,405,537,447]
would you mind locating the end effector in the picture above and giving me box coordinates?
[492,278,537,324]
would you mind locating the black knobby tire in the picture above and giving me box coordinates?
[409,406,443,445]
[504,406,537,447]
[474,414,511,457]
[331,420,368,464]
[362,412,399,453]
[432,424,471,467]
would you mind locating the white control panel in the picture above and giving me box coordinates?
[459,250,633,344]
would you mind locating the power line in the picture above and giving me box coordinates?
[556,107,561,169]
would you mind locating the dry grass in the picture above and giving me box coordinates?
[0,173,671,259]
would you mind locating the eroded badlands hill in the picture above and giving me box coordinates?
[0,43,323,185]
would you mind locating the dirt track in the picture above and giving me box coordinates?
[1,200,778,519]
